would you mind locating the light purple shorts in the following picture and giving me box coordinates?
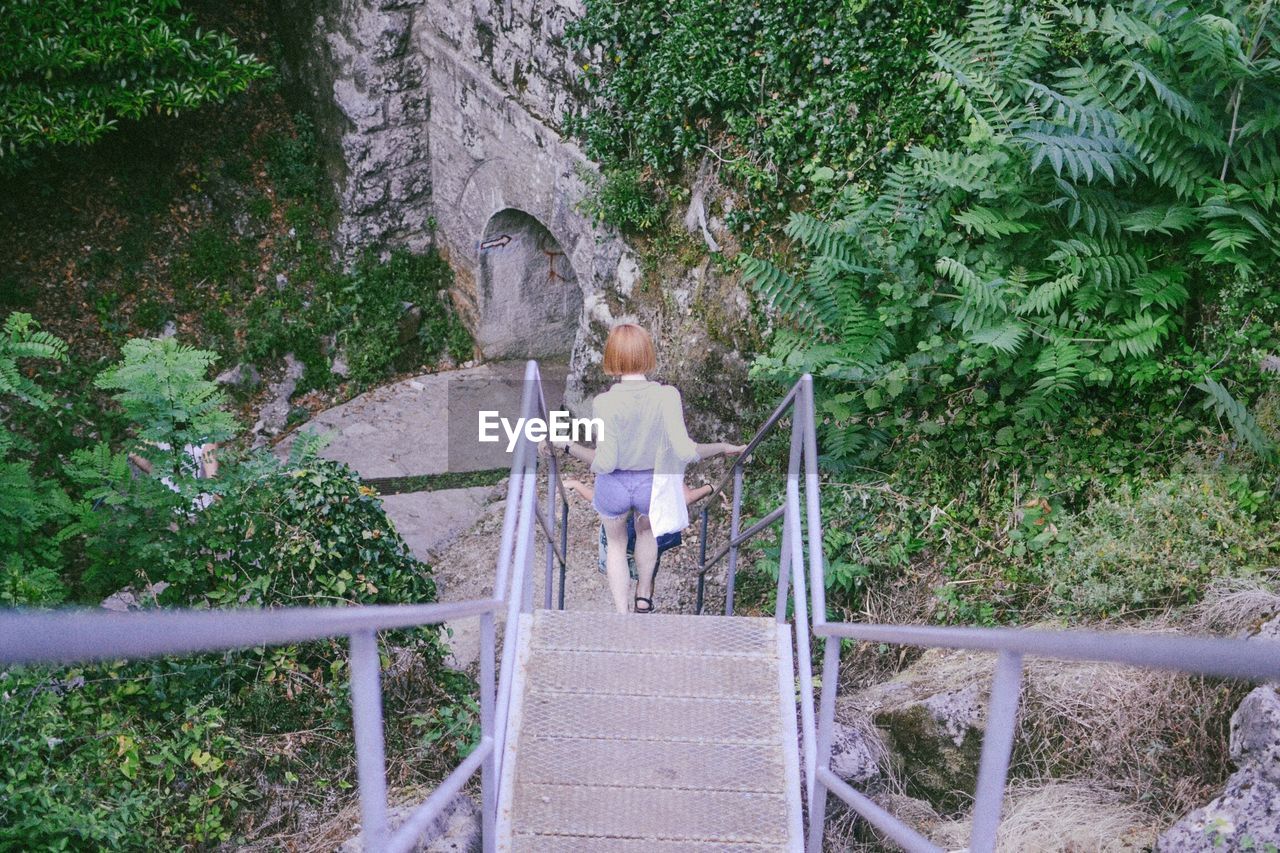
[593,469,653,519]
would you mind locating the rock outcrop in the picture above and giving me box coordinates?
[841,649,990,812]
[1157,616,1280,851]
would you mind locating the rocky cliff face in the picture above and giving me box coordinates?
[270,0,758,424]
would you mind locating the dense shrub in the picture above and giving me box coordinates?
[1,668,250,848]
[0,0,269,165]
[0,315,460,846]
[745,0,1280,464]
[0,313,70,604]
[567,0,963,229]
[320,249,473,386]
[163,453,436,610]
[1043,469,1279,617]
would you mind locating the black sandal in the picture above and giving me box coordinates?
[634,596,654,613]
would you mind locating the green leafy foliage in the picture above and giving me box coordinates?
[1041,469,1280,617]
[162,454,436,610]
[567,0,964,229]
[319,249,473,387]
[747,0,1280,464]
[0,0,270,164]
[94,337,238,475]
[1,669,250,848]
[0,316,463,844]
[0,313,69,605]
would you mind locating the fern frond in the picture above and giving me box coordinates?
[1016,272,1080,315]
[954,204,1035,236]
[1019,121,1137,183]
[1196,377,1276,460]
[1129,268,1189,311]
[969,322,1030,354]
[741,256,819,326]
[1107,312,1170,357]
[1123,203,1199,234]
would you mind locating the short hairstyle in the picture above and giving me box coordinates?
[602,323,656,376]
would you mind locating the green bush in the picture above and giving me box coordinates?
[745,0,1280,463]
[1043,469,1279,617]
[567,0,963,227]
[0,318,462,846]
[579,165,668,233]
[0,0,270,165]
[163,454,436,610]
[320,249,472,386]
[0,313,70,604]
[1,665,250,848]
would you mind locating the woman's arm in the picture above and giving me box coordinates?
[563,478,594,502]
[693,441,747,460]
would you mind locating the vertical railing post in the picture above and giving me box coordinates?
[725,466,744,615]
[479,611,496,853]
[784,407,817,814]
[349,629,390,850]
[807,635,841,853]
[558,499,568,610]
[774,511,791,621]
[544,441,556,610]
[800,376,827,629]
[969,650,1024,853]
[696,507,709,614]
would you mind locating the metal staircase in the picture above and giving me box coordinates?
[496,610,803,850]
[4,360,1279,853]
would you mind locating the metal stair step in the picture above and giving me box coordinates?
[525,648,777,699]
[519,692,779,744]
[515,736,785,791]
[530,609,777,657]
[511,783,793,845]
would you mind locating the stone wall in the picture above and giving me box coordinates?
[272,0,758,425]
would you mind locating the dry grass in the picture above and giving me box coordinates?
[1015,653,1244,820]
[931,781,1158,852]
[1189,573,1280,635]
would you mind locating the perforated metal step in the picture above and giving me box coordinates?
[496,610,803,851]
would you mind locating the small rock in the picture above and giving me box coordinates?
[399,302,423,344]
[1157,614,1280,850]
[828,718,885,785]
[159,320,178,339]
[276,273,289,291]
[615,253,640,297]
[101,582,170,612]
[332,351,351,378]
[216,363,262,390]
[1231,685,1280,782]
[1156,764,1280,851]
[255,353,306,441]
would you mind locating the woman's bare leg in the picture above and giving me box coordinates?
[633,514,658,607]
[601,513,632,613]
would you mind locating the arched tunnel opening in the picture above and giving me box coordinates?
[476,208,582,360]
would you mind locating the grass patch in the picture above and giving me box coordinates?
[363,467,507,495]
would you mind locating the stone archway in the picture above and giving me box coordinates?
[476,208,582,360]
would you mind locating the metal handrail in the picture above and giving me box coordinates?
[0,358,567,853]
[695,373,1280,853]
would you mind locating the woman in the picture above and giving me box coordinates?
[589,323,700,613]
